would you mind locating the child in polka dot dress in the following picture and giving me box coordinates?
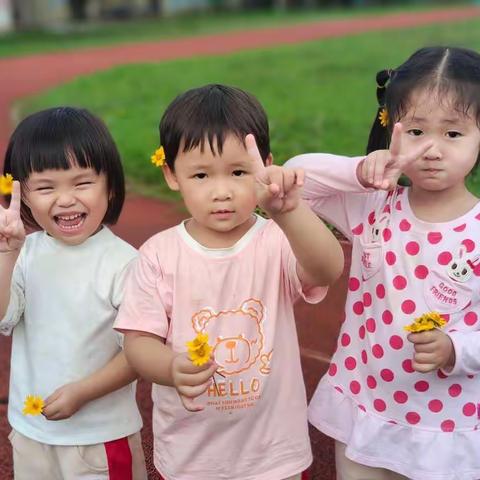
[286,46,480,480]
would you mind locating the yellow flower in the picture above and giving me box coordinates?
[0,174,13,195]
[378,108,389,127]
[151,147,166,167]
[22,395,44,416]
[404,311,446,333]
[186,332,213,366]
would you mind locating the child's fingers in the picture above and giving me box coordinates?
[389,123,403,159]
[245,134,265,175]
[372,156,387,187]
[412,360,436,373]
[407,331,435,344]
[403,140,434,168]
[282,168,297,194]
[180,395,205,412]
[294,168,305,187]
[9,181,22,216]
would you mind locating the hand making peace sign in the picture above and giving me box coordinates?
[359,123,434,190]
[0,181,26,253]
[245,134,305,216]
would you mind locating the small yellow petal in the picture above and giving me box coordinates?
[150,146,165,167]
[22,394,44,416]
[0,174,13,195]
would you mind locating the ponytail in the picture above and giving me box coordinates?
[366,69,393,154]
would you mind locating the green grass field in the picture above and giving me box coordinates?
[0,4,460,58]
[15,16,480,199]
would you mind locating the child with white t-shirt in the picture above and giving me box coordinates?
[114,84,344,480]
[0,107,146,479]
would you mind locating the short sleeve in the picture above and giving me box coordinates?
[0,251,25,336]
[114,244,171,339]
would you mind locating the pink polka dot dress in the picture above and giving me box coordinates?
[286,153,480,480]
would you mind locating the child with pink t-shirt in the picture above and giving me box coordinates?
[114,84,344,480]
[286,46,480,480]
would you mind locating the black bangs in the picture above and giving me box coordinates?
[160,84,270,170]
[5,107,113,180]
[4,107,125,229]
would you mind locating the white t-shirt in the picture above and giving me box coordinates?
[1,227,143,445]
[286,153,480,480]
[115,216,327,480]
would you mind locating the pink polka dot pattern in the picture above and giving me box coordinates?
[428,399,443,413]
[393,391,408,404]
[395,200,402,211]
[366,318,376,333]
[464,312,478,326]
[350,381,361,394]
[427,232,442,244]
[383,228,392,242]
[363,292,372,307]
[367,375,377,389]
[393,275,407,290]
[376,283,385,299]
[463,403,476,417]
[352,223,364,235]
[361,349,368,364]
[401,300,416,314]
[372,344,384,359]
[383,204,391,214]
[448,384,462,397]
[438,251,453,265]
[385,251,396,266]
[353,301,364,315]
[462,239,475,252]
[389,335,403,350]
[437,370,448,379]
[406,412,421,424]
[453,223,466,232]
[348,277,360,291]
[414,265,429,279]
[374,399,386,412]
[328,363,337,376]
[382,310,393,325]
[358,324,366,340]
[345,357,357,370]
[405,241,420,255]
[380,369,394,382]
[402,359,414,373]
[441,420,455,432]
[399,219,411,231]
[368,211,376,225]
[414,380,430,392]
[341,333,351,347]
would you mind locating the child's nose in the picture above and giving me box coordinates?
[212,182,232,201]
[423,141,442,160]
[56,191,76,207]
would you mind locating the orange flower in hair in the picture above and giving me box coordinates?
[378,108,389,128]
[151,147,166,167]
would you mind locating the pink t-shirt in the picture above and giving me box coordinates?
[115,216,326,480]
[286,153,480,480]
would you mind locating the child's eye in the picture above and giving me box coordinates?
[232,170,247,177]
[407,129,423,136]
[76,182,93,187]
[36,187,53,192]
[193,173,207,179]
[446,131,462,138]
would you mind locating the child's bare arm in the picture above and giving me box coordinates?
[246,135,344,286]
[124,331,217,412]
[43,350,137,421]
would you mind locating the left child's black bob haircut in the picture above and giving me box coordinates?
[3,106,125,229]
[159,84,271,170]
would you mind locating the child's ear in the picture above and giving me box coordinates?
[265,153,273,167]
[162,164,180,191]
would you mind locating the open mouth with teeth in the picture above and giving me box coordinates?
[54,213,86,232]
